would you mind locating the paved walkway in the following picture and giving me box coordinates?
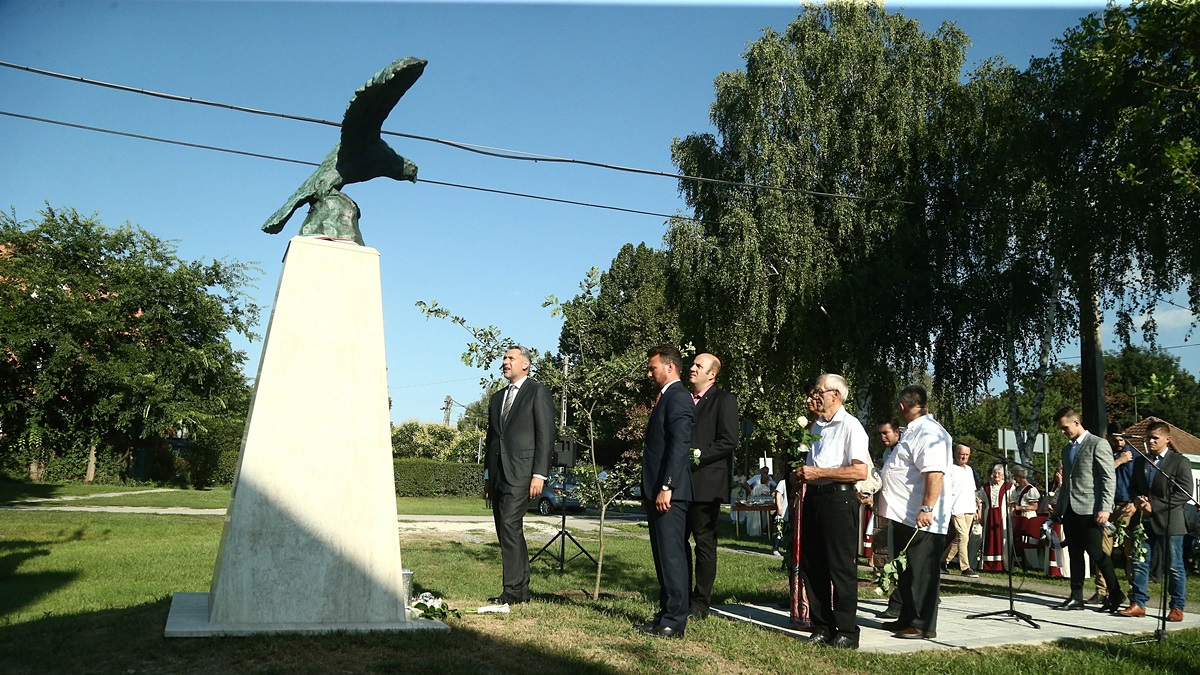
[713,591,1198,653]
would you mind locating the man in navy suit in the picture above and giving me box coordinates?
[637,344,695,638]
[685,353,739,619]
[484,346,554,605]
[1119,420,1192,621]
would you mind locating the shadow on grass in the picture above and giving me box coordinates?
[0,598,629,675]
[0,532,91,618]
[1053,631,1200,675]
[0,478,63,503]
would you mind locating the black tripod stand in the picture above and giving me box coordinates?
[966,512,1041,627]
[966,455,1040,629]
[530,505,597,572]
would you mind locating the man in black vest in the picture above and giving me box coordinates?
[684,353,739,619]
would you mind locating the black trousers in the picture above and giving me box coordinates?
[891,521,945,631]
[801,488,860,638]
[686,501,721,612]
[1061,508,1119,601]
[647,499,690,631]
[491,483,531,601]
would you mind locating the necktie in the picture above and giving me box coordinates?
[501,384,516,419]
[1147,454,1160,485]
[1065,440,1078,470]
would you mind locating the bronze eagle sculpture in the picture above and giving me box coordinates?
[262,57,426,246]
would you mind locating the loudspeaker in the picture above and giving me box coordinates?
[551,440,576,469]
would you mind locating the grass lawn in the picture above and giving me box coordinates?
[2,510,1199,674]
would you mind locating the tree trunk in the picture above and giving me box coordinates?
[85,444,97,482]
[1078,262,1107,435]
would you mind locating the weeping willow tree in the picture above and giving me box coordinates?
[665,1,974,447]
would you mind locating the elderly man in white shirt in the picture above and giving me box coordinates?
[794,373,870,650]
[941,444,980,577]
[880,385,952,640]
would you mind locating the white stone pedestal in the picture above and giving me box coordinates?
[165,236,446,636]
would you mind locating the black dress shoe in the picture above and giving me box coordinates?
[802,630,831,645]
[877,607,901,620]
[1085,592,1107,605]
[634,623,684,639]
[487,593,528,605]
[828,634,860,650]
[1099,592,1126,613]
[880,620,908,631]
[1053,598,1086,611]
[689,607,709,620]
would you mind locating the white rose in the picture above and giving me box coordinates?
[798,415,808,428]
[799,443,811,454]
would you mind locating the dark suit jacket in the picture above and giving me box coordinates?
[642,380,694,502]
[485,378,554,490]
[1054,432,1116,518]
[690,387,738,503]
[1130,449,1194,536]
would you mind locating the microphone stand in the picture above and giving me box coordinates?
[964,444,1040,629]
[1116,434,1193,645]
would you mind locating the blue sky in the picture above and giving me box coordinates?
[3,0,1195,425]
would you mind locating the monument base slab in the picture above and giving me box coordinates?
[165,593,448,637]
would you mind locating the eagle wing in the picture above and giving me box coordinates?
[340,57,427,156]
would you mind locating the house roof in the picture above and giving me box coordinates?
[1122,417,1200,457]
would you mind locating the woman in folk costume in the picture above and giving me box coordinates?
[1008,465,1041,568]
[981,465,1014,571]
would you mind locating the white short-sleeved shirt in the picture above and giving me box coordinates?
[881,413,953,534]
[806,406,871,485]
[946,464,978,515]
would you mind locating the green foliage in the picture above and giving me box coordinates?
[391,420,482,462]
[0,206,259,482]
[393,458,484,497]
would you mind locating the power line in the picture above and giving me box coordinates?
[1057,342,1200,361]
[0,109,699,222]
[0,59,912,206]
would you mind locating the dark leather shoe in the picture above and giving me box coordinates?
[1053,598,1086,611]
[1168,608,1184,622]
[877,608,901,620]
[487,593,528,605]
[689,606,709,620]
[894,627,936,639]
[1085,592,1107,605]
[634,623,684,639]
[880,620,907,631]
[1100,592,1125,613]
[802,630,831,645]
[1118,604,1146,617]
[828,634,860,649]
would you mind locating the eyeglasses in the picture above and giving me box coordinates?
[813,388,835,397]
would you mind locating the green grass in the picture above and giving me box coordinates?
[2,509,1199,674]
[0,480,168,502]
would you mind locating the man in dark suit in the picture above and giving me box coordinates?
[637,344,695,638]
[1119,420,1192,621]
[684,353,739,619]
[1051,407,1123,612]
[484,346,554,605]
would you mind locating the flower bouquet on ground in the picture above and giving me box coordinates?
[411,592,461,620]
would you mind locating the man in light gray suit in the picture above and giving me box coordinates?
[1051,407,1123,612]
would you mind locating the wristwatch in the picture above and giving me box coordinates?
[920,505,933,513]
[661,485,672,492]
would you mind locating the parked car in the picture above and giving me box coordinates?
[529,471,584,515]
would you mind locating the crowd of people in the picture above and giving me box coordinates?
[479,344,1197,646]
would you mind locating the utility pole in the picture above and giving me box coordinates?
[442,395,453,426]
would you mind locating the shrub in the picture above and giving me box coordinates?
[394,458,484,497]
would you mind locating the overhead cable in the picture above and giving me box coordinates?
[0,59,912,206]
[0,110,698,223]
